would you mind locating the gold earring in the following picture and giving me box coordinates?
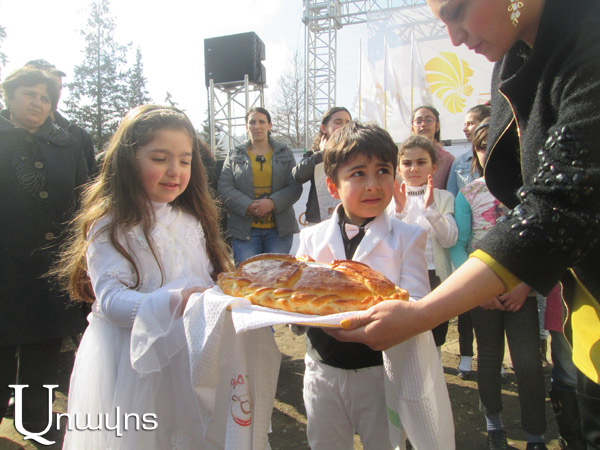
[508,0,524,27]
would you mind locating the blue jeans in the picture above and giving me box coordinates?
[550,330,578,390]
[232,228,293,266]
[537,293,549,339]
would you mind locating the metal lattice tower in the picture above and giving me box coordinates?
[208,75,265,156]
[302,0,447,146]
[208,76,264,157]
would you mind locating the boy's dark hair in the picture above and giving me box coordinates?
[323,121,397,184]
[398,135,438,165]
[467,104,491,121]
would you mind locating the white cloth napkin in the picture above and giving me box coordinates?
[184,287,281,450]
[383,332,455,449]
[226,298,358,334]
[186,287,455,450]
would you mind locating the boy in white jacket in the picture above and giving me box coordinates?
[297,122,454,450]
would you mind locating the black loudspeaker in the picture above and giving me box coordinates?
[204,32,266,87]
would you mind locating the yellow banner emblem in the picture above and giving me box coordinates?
[425,52,474,114]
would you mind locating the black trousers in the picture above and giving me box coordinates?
[577,370,600,449]
[429,271,449,347]
[471,297,547,435]
[0,339,62,427]
[457,311,474,357]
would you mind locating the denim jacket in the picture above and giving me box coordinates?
[446,150,475,197]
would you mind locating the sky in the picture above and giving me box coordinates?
[0,0,307,130]
[0,0,489,145]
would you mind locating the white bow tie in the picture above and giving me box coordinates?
[344,222,371,240]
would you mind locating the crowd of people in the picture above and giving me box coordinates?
[1,0,599,448]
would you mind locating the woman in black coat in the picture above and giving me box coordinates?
[0,67,88,437]
[330,1,600,448]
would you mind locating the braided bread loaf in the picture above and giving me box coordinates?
[217,253,409,315]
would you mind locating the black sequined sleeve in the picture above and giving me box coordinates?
[480,51,600,296]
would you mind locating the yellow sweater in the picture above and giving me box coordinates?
[250,150,275,229]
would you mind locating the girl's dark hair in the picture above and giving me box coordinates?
[323,121,397,184]
[471,118,490,177]
[467,104,491,122]
[411,105,441,142]
[398,135,438,165]
[311,106,352,151]
[245,107,271,124]
[1,66,60,111]
[55,104,233,302]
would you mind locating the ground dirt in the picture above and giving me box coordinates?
[268,319,561,450]
[1,319,561,450]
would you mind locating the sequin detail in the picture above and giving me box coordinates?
[505,126,600,258]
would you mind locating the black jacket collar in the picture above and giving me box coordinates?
[0,109,73,147]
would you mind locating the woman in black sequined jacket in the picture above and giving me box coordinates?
[328,0,600,447]
[0,67,88,432]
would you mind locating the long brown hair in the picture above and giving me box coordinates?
[471,118,490,177]
[56,105,233,302]
[310,106,351,151]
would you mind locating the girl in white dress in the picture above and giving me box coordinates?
[57,105,233,449]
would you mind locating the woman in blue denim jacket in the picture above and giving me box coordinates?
[218,107,302,265]
[446,104,491,197]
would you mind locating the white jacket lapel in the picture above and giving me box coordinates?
[326,205,349,261]
[353,212,390,262]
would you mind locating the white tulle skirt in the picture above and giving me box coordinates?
[63,312,214,450]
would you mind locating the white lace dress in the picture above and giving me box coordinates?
[63,202,217,450]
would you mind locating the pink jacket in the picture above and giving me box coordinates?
[432,144,455,190]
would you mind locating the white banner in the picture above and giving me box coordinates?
[361,7,493,142]
[354,46,386,124]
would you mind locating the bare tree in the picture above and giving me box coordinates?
[269,50,305,149]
